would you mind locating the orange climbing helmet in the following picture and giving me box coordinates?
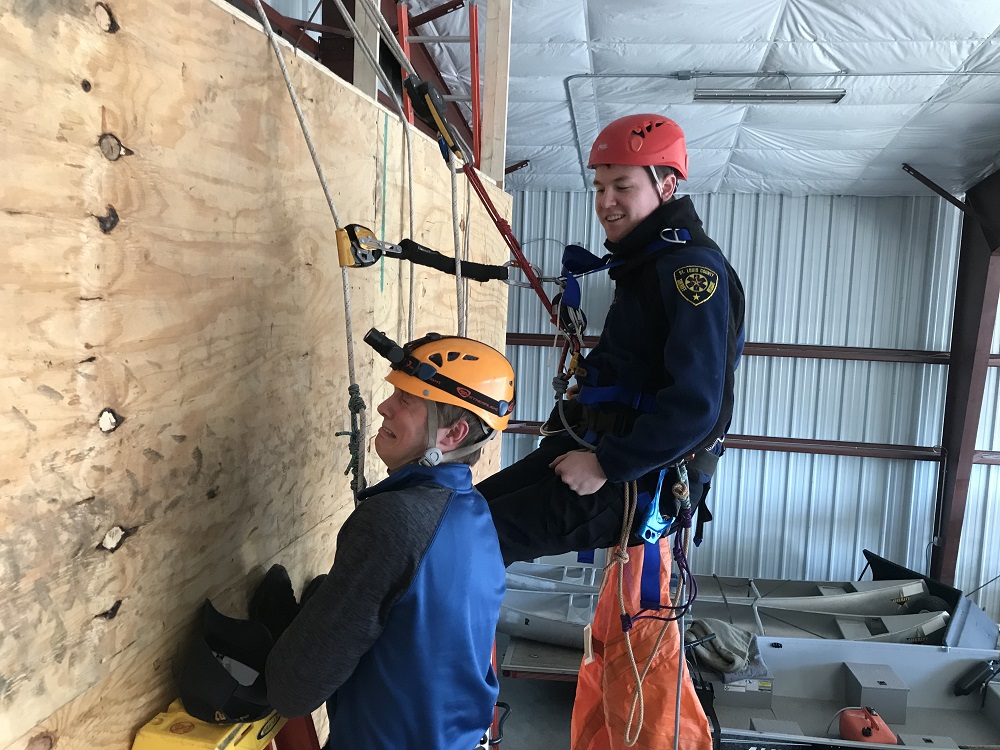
[365,329,515,432]
[588,113,688,179]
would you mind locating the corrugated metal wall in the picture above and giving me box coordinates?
[503,191,1000,620]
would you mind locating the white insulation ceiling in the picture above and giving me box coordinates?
[410,0,1000,195]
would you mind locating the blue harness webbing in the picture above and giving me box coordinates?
[638,467,672,610]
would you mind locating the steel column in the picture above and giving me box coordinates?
[469,2,480,166]
[320,0,357,82]
[931,169,1000,583]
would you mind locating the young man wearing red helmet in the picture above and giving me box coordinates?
[479,115,745,749]
[258,330,515,749]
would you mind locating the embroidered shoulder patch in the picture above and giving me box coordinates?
[673,265,719,306]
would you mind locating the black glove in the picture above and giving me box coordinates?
[301,573,327,605]
[248,564,300,641]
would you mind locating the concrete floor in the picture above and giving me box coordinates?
[494,633,578,750]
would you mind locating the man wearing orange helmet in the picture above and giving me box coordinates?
[479,114,745,749]
[260,329,515,749]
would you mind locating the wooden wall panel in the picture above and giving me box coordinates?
[0,0,510,746]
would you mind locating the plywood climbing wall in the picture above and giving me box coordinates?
[0,0,511,746]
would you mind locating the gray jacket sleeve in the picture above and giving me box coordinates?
[264,488,445,717]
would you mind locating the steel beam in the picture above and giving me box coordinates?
[408,0,465,28]
[504,422,943,462]
[505,334,954,365]
[931,168,1000,584]
[238,0,323,58]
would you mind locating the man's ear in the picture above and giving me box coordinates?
[437,418,470,451]
[659,172,678,202]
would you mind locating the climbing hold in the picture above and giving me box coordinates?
[95,205,119,234]
[98,525,137,552]
[95,600,123,620]
[94,3,119,32]
[98,407,122,433]
[26,733,56,750]
[98,133,132,161]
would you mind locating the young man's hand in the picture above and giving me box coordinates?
[549,450,607,495]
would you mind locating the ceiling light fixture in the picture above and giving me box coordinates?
[693,87,846,104]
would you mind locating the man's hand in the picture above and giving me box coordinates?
[549,450,608,495]
[249,564,300,641]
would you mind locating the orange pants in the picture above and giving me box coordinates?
[571,541,711,750]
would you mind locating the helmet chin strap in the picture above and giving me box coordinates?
[418,405,498,467]
[419,404,444,467]
[648,166,675,204]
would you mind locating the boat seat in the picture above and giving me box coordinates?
[818,585,850,596]
[836,618,874,639]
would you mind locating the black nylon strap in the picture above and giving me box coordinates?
[398,239,509,283]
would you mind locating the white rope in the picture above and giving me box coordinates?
[250,0,366,490]
[463,169,472,331]
[406,134,415,342]
[324,0,417,340]
[356,0,418,78]
[449,154,467,335]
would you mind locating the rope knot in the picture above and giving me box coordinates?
[551,375,569,396]
[671,481,689,501]
[620,613,634,633]
[347,383,366,414]
[612,548,630,565]
[340,383,367,495]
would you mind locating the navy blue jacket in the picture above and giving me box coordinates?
[582,197,745,483]
[265,463,505,749]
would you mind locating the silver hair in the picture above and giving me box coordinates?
[434,402,492,466]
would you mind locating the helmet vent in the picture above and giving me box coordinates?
[462,354,479,361]
[630,120,663,144]
[428,353,443,367]
[447,351,460,361]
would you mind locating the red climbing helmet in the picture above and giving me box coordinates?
[588,114,688,180]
